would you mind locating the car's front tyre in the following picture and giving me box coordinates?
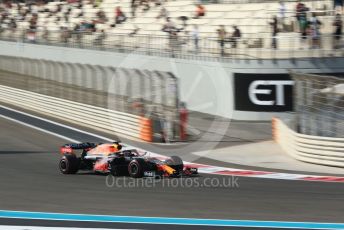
[128,159,146,178]
[166,156,184,172]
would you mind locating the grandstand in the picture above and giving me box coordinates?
[0,0,342,59]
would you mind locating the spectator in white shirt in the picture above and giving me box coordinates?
[191,25,199,52]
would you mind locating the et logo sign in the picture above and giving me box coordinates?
[248,80,294,106]
[234,73,294,112]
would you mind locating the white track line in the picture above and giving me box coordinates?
[0,114,79,143]
[0,105,114,142]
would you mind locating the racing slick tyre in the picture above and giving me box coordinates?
[128,159,147,178]
[166,156,184,172]
[59,154,80,174]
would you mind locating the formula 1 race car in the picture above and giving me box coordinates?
[58,142,198,178]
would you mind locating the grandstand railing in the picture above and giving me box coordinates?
[0,29,342,61]
[200,0,330,4]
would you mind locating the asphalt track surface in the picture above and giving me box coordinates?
[0,106,344,230]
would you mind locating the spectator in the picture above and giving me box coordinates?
[217,25,226,56]
[131,0,137,18]
[73,23,83,43]
[333,14,342,48]
[296,0,303,31]
[115,6,127,24]
[42,25,49,41]
[298,3,308,42]
[55,4,62,14]
[60,26,71,43]
[26,29,36,43]
[178,16,189,29]
[156,7,168,20]
[8,17,16,32]
[162,17,177,34]
[94,29,106,46]
[194,4,205,19]
[309,13,322,48]
[140,0,150,12]
[191,25,199,52]
[88,20,96,32]
[63,11,69,22]
[230,25,241,48]
[29,13,38,30]
[80,21,88,31]
[169,31,180,57]
[279,1,286,26]
[334,0,343,14]
[270,16,278,49]
[96,10,107,23]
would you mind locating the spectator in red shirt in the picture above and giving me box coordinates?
[115,6,127,24]
[194,4,205,19]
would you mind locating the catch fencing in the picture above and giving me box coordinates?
[273,72,344,168]
[292,72,344,138]
[0,55,181,142]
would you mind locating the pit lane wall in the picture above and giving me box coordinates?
[272,117,344,168]
[1,41,344,120]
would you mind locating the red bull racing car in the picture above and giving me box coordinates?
[58,142,198,178]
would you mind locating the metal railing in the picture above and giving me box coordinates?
[0,55,182,141]
[0,28,343,60]
[200,0,331,4]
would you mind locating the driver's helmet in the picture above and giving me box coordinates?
[106,142,122,155]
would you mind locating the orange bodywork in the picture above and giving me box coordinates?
[87,143,122,156]
[159,164,176,175]
[94,161,109,172]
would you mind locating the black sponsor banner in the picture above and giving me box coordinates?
[234,73,293,112]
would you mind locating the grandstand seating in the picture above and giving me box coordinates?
[0,0,341,58]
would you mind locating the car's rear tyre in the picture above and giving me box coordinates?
[59,154,80,174]
[166,156,184,172]
[128,159,146,178]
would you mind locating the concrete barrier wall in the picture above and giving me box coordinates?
[272,117,344,168]
[1,41,344,120]
[0,85,142,139]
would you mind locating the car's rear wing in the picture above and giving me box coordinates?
[60,143,96,155]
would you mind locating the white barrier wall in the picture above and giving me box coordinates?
[273,117,344,168]
[0,85,141,139]
[1,41,344,120]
